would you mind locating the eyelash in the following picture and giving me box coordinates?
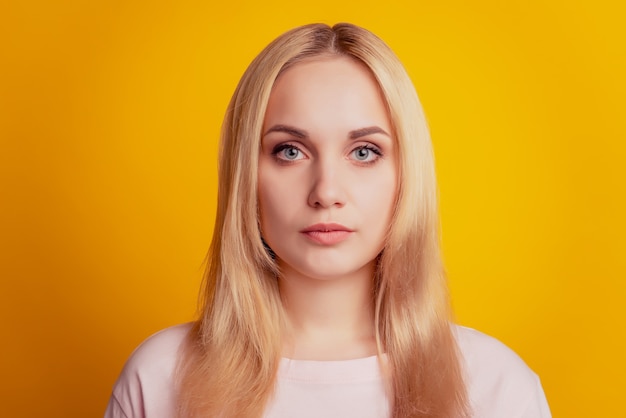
[270,143,384,165]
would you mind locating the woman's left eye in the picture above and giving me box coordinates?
[350,145,382,163]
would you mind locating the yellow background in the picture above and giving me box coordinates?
[1,1,624,417]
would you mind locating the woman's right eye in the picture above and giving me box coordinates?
[272,144,305,162]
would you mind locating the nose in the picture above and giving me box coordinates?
[307,159,347,209]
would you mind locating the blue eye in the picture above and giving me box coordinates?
[354,148,370,161]
[351,145,382,163]
[282,147,300,160]
[272,144,305,162]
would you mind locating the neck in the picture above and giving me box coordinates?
[278,261,378,360]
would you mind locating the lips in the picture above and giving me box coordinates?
[300,223,354,245]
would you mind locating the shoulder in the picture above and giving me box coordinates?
[104,323,193,418]
[453,325,552,418]
[121,322,192,376]
[454,325,532,377]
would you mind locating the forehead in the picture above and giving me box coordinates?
[263,55,391,133]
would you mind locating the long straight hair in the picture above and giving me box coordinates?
[177,23,470,417]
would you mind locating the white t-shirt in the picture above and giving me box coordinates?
[104,323,551,418]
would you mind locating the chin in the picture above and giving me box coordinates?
[288,259,376,282]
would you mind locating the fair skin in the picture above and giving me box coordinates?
[258,55,398,361]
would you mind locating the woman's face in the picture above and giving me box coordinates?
[258,55,398,281]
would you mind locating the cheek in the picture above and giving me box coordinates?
[258,169,301,235]
[365,173,397,252]
[359,169,397,217]
[258,179,277,234]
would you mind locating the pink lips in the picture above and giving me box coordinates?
[300,223,353,245]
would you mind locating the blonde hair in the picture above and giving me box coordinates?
[177,23,470,417]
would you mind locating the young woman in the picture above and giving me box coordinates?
[105,23,551,418]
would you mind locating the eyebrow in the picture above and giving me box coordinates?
[348,126,390,139]
[263,125,390,140]
[263,125,308,139]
